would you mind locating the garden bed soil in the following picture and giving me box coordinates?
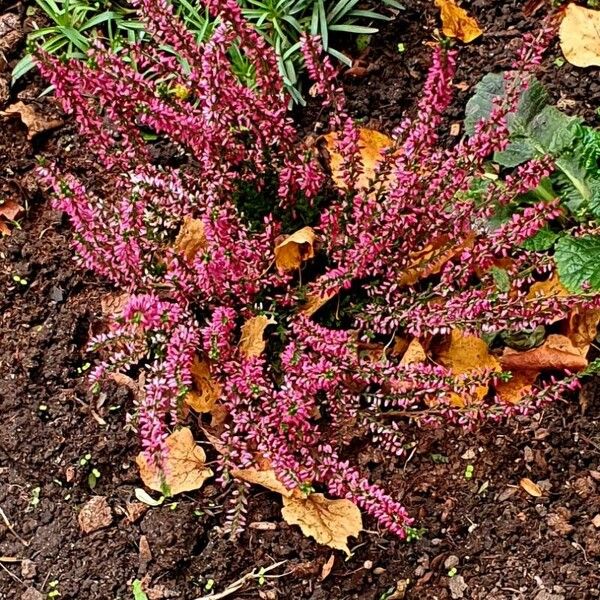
[2,1,600,599]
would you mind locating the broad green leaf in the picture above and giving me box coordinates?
[522,227,560,252]
[132,580,149,600]
[555,234,600,292]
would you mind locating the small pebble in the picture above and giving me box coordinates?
[373,567,386,575]
[363,560,373,570]
[448,574,468,599]
[444,555,460,570]
[20,559,36,579]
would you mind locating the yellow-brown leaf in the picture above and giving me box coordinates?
[239,314,276,358]
[495,370,539,405]
[185,356,221,413]
[300,289,337,317]
[136,427,213,496]
[324,128,394,191]
[274,227,317,273]
[565,308,600,357]
[230,467,294,498]
[174,216,207,261]
[435,0,483,43]
[559,3,600,68]
[520,477,542,497]
[281,493,362,556]
[400,338,427,366]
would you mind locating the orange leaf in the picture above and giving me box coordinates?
[435,0,483,43]
[400,338,427,366]
[274,226,317,273]
[136,427,213,496]
[185,356,221,413]
[1,101,63,139]
[500,334,588,373]
[436,329,501,403]
[495,370,539,405]
[324,128,394,191]
[239,314,276,358]
[174,216,206,261]
[559,3,600,68]
[564,308,600,357]
[300,289,337,317]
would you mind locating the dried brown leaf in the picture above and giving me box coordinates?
[136,427,213,496]
[185,356,221,413]
[174,216,206,261]
[559,3,600,68]
[434,0,483,43]
[300,289,337,317]
[230,467,294,498]
[400,338,427,366]
[1,101,63,139]
[495,370,538,405]
[281,493,362,556]
[519,477,543,497]
[78,496,113,534]
[500,334,588,372]
[239,314,276,358]
[324,128,394,191]
[274,227,316,272]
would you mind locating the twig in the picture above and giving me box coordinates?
[0,561,25,588]
[0,508,29,547]
[192,560,288,600]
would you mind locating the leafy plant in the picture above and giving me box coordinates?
[16,0,401,102]
[38,1,600,548]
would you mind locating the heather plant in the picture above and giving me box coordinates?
[39,0,600,542]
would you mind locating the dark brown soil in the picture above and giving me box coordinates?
[2,1,600,600]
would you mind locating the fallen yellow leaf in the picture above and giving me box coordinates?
[300,288,337,317]
[185,356,221,413]
[564,308,600,357]
[559,3,600,68]
[400,338,427,366]
[230,467,294,498]
[519,477,542,497]
[435,0,483,43]
[136,427,213,496]
[174,216,206,261]
[274,226,317,273]
[239,314,276,358]
[436,329,501,403]
[281,493,362,556]
[500,334,588,372]
[324,128,394,191]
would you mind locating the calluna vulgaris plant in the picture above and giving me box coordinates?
[38,0,600,538]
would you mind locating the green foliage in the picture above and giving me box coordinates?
[465,73,600,219]
[15,0,402,103]
[131,580,149,600]
[555,234,600,293]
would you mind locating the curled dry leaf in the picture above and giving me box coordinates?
[436,329,501,405]
[519,477,543,497]
[320,554,335,580]
[239,314,276,357]
[1,101,63,140]
[559,3,600,68]
[564,308,600,357]
[230,467,294,498]
[274,227,316,273]
[495,370,538,405]
[400,338,427,366]
[136,427,213,496]
[185,356,221,413]
[434,0,483,43]
[78,496,113,534]
[300,288,337,317]
[0,198,23,236]
[324,128,394,191]
[500,334,588,373]
[398,233,474,287]
[174,216,206,261]
[281,493,362,556]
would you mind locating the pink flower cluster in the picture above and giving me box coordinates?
[40,1,598,541]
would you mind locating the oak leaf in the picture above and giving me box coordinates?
[564,308,600,357]
[324,128,394,191]
[500,334,588,372]
[274,227,317,272]
[281,493,362,556]
[174,216,206,261]
[1,101,63,139]
[435,0,483,43]
[136,427,213,496]
[559,4,600,68]
[185,356,221,413]
[239,314,276,357]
